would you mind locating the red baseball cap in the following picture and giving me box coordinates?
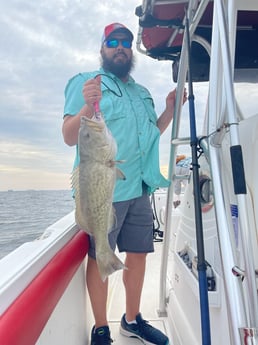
[102,23,134,44]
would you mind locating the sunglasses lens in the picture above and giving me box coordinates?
[122,40,132,48]
[106,39,119,48]
[105,39,132,49]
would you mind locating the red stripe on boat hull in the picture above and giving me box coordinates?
[0,230,89,345]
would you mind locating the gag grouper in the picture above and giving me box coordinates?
[72,105,126,281]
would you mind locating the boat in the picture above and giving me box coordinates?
[1,0,258,344]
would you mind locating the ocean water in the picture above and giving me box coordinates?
[0,190,74,259]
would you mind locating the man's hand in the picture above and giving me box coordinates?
[83,75,102,109]
[165,88,187,113]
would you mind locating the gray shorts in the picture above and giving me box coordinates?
[88,191,154,258]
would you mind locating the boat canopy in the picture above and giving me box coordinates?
[135,0,258,82]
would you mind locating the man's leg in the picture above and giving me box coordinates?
[86,256,108,328]
[123,252,147,321]
[121,252,169,344]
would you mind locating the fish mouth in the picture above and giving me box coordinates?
[81,116,105,131]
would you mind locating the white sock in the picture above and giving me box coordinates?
[125,317,137,324]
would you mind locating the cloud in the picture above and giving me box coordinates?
[0,1,257,191]
[0,0,143,190]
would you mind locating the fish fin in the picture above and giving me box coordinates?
[71,166,79,193]
[106,206,117,234]
[116,168,126,180]
[71,167,86,230]
[96,249,126,282]
[107,207,117,233]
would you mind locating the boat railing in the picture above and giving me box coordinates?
[155,0,211,317]
[0,213,89,345]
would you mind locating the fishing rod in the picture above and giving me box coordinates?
[185,9,211,345]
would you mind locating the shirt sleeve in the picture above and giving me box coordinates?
[63,74,85,117]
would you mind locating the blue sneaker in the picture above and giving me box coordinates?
[120,313,169,345]
[90,326,113,345]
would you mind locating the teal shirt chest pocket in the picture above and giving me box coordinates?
[134,87,157,124]
[99,92,128,159]
[99,86,126,118]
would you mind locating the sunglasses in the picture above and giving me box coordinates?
[105,39,132,49]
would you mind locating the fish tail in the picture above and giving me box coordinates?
[96,249,126,282]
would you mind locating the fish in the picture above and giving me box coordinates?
[72,113,126,281]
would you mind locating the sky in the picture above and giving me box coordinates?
[0,0,257,191]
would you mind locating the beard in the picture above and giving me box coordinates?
[101,50,135,79]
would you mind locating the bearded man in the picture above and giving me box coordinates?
[62,22,186,345]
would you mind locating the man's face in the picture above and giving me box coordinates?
[100,33,134,79]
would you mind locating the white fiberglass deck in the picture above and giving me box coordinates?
[87,242,171,344]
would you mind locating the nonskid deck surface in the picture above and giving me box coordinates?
[88,242,171,344]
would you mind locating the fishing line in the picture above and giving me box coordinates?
[94,73,123,97]
[79,72,123,98]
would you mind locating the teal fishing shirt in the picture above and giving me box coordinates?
[64,68,170,202]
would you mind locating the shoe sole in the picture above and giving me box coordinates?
[120,327,169,345]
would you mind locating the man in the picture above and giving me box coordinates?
[62,22,186,345]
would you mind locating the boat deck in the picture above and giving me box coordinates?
[87,241,171,344]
